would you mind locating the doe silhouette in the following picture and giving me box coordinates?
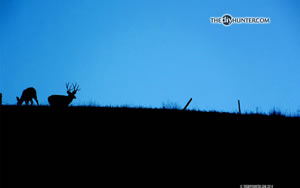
[48,83,80,107]
[17,87,39,106]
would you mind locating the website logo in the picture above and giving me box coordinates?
[210,14,271,27]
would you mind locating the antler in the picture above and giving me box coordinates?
[66,83,72,92]
[72,83,80,94]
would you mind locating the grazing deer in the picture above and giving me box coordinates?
[48,83,80,107]
[17,87,39,106]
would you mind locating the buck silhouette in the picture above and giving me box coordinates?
[17,87,39,106]
[48,83,80,107]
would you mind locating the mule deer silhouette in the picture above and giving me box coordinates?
[17,87,39,106]
[48,83,80,107]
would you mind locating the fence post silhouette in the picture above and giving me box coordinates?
[238,100,241,114]
[183,98,192,111]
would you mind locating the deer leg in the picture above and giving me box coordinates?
[25,101,29,106]
[34,97,39,105]
[30,99,33,106]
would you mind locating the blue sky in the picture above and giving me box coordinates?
[1,0,300,113]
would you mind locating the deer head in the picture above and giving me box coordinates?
[66,82,80,99]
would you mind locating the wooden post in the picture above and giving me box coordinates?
[183,98,192,111]
[238,100,241,114]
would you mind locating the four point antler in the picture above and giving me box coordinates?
[66,83,72,92]
[72,83,80,94]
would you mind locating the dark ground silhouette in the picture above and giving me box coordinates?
[1,105,299,187]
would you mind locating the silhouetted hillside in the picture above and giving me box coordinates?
[1,105,299,187]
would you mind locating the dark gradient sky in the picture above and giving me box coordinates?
[1,0,300,114]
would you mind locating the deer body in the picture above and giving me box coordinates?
[48,95,75,107]
[17,87,39,106]
[48,83,80,107]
